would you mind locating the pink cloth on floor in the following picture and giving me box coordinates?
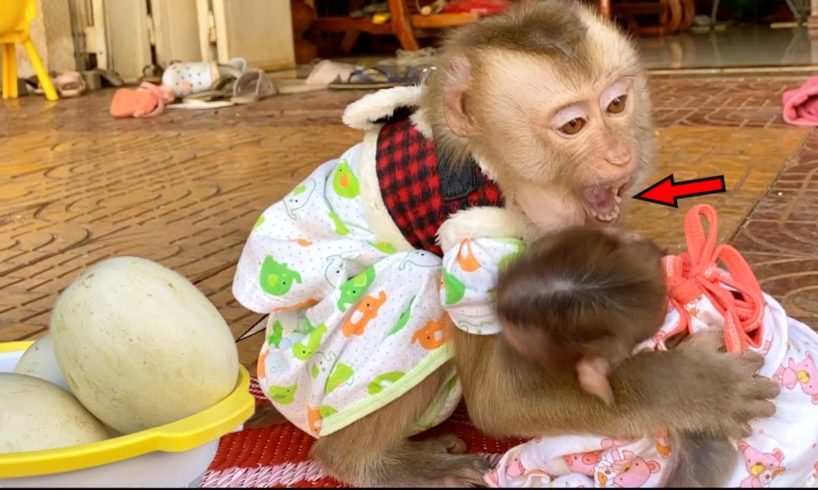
[782,76,818,126]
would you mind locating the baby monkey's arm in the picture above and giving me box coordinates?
[453,326,779,441]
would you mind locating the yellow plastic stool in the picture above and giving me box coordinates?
[0,0,57,101]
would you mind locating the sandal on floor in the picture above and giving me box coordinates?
[25,72,56,95]
[161,58,248,98]
[167,98,236,110]
[140,64,164,84]
[392,47,438,67]
[25,76,44,95]
[276,60,356,94]
[181,76,236,102]
[168,75,239,108]
[55,71,87,98]
[328,66,420,90]
[90,68,125,88]
[231,69,277,104]
[81,69,125,91]
[110,82,175,118]
[169,76,238,109]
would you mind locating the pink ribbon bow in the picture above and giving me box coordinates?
[660,204,765,353]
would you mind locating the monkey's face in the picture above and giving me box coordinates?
[471,52,651,231]
[441,5,656,232]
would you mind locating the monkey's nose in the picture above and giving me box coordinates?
[605,147,632,166]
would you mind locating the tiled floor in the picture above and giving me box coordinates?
[1,75,817,368]
[326,24,818,72]
[639,24,818,69]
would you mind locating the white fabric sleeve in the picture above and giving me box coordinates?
[440,237,526,335]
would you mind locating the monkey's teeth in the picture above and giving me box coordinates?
[590,203,621,222]
[605,186,625,205]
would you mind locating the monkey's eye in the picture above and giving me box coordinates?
[559,118,586,135]
[606,95,627,114]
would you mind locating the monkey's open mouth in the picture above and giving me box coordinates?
[581,179,630,223]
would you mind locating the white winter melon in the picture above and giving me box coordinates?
[14,334,70,391]
[0,373,109,454]
[50,256,239,434]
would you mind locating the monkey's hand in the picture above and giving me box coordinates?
[624,330,780,440]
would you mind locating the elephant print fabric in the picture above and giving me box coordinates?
[232,145,520,439]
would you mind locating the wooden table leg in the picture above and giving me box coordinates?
[340,31,361,55]
[389,0,420,50]
[291,0,319,63]
[598,0,612,19]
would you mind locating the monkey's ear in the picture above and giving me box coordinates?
[443,56,475,137]
[576,356,615,406]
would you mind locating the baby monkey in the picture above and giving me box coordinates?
[495,226,737,487]
[496,226,667,405]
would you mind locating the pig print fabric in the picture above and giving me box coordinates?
[486,205,818,488]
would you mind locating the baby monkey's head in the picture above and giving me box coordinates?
[495,226,667,404]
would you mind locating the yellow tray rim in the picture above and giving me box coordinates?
[0,341,255,478]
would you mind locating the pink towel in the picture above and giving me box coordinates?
[782,76,818,126]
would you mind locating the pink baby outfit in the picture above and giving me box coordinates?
[486,204,818,488]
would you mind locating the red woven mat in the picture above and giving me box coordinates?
[199,378,524,488]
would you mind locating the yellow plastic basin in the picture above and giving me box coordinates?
[0,341,254,484]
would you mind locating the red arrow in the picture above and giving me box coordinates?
[632,174,726,208]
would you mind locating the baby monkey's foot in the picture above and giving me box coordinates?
[412,453,489,487]
[394,436,489,487]
[414,434,468,454]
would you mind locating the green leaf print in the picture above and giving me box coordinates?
[337,266,376,311]
[496,237,526,248]
[319,405,338,418]
[328,210,350,236]
[292,324,328,360]
[442,269,466,305]
[498,251,523,272]
[253,214,265,229]
[267,383,298,405]
[388,296,416,335]
[368,371,405,395]
[332,160,360,198]
[267,320,284,348]
[260,256,303,296]
[325,363,355,394]
[497,238,526,272]
[373,241,397,254]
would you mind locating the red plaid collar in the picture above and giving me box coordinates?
[375,112,504,256]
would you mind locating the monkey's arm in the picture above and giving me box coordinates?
[453,328,778,441]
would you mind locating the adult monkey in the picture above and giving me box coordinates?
[235,1,777,487]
